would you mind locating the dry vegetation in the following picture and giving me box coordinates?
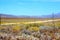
[0,18,60,40]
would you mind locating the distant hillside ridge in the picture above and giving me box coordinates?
[41,13,60,18]
[0,13,60,18]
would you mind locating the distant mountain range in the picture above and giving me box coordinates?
[0,14,41,18]
[41,13,60,18]
[0,13,60,18]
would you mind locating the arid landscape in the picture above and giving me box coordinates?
[0,14,60,40]
[0,0,60,40]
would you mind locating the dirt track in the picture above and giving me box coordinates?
[1,19,60,25]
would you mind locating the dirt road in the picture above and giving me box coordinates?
[1,19,60,25]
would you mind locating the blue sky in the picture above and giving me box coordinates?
[0,0,60,16]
